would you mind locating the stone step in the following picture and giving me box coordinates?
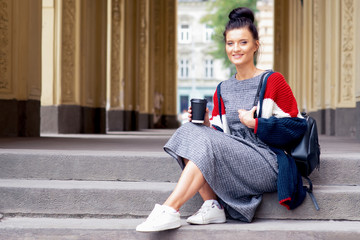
[0,150,359,185]
[0,179,202,218]
[0,150,180,183]
[1,179,360,221]
[308,152,360,185]
[1,217,360,240]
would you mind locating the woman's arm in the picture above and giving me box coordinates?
[257,117,307,148]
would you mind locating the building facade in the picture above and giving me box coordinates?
[176,0,274,119]
[177,0,230,117]
[256,0,274,70]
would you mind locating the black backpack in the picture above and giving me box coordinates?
[254,71,321,210]
[290,112,321,210]
[291,113,320,177]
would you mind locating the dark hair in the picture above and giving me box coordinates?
[223,7,259,43]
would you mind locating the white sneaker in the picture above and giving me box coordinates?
[186,200,226,225]
[136,204,181,232]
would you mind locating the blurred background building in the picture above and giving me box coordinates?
[177,0,230,119]
[256,0,274,70]
[176,0,273,123]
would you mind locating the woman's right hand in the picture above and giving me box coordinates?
[188,107,211,127]
[187,107,193,122]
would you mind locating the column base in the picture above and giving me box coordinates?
[154,115,179,129]
[41,105,105,134]
[310,101,360,139]
[139,113,154,130]
[107,110,142,131]
[107,109,125,131]
[0,99,40,137]
[107,110,179,131]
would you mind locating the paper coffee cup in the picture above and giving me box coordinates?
[190,98,207,123]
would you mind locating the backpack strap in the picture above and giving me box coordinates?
[217,82,223,122]
[304,176,320,211]
[253,72,269,118]
[257,71,274,118]
[253,72,267,107]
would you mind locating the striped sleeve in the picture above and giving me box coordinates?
[255,72,306,148]
[210,87,225,131]
[260,72,302,119]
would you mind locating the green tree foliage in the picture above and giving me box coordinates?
[201,0,258,73]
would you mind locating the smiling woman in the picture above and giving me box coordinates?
[223,8,260,81]
[136,7,307,232]
[225,29,259,77]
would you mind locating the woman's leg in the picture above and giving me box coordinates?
[136,158,225,232]
[183,159,217,201]
[198,181,217,201]
[164,160,205,210]
[163,158,217,210]
[167,159,225,226]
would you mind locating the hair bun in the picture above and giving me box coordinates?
[228,7,254,23]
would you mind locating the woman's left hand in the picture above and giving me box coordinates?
[238,106,257,129]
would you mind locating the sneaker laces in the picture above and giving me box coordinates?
[193,202,215,217]
[146,205,165,221]
[146,205,177,222]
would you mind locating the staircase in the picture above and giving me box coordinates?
[1,132,360,239]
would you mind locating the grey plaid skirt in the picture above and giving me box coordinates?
[164,122,278,222]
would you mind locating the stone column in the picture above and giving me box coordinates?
[137,0,151,129]
[355,0,360,139]
[110,0,178,131]
[122,0,138,131]
[0,0,42,137]
[287,0,302,108]
[79,0,107,133]
[323,0,341,136]
[279,0,360,138]
[151,0,165,128]
[41,0,81,133]
[335,0,357,136]
[273,0,289,79]
[85,0,177,132]
[151,0,178,129]
[162,0,178,128]
[338,0,355,107]
[41,0,107,133]
[107,0,125,131]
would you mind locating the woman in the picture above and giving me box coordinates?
[136,7,307,232]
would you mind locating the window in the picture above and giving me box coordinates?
[180,95,189,113]
[204,59,214,78]
[179,95,190,124]
[204,25,214,42]
[179,24,191,43]
[179,59,190,78]
[204,95,213,116]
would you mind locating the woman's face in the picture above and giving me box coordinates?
[225,28,259,67]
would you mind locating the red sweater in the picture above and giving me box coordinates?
[210,72,302,133]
